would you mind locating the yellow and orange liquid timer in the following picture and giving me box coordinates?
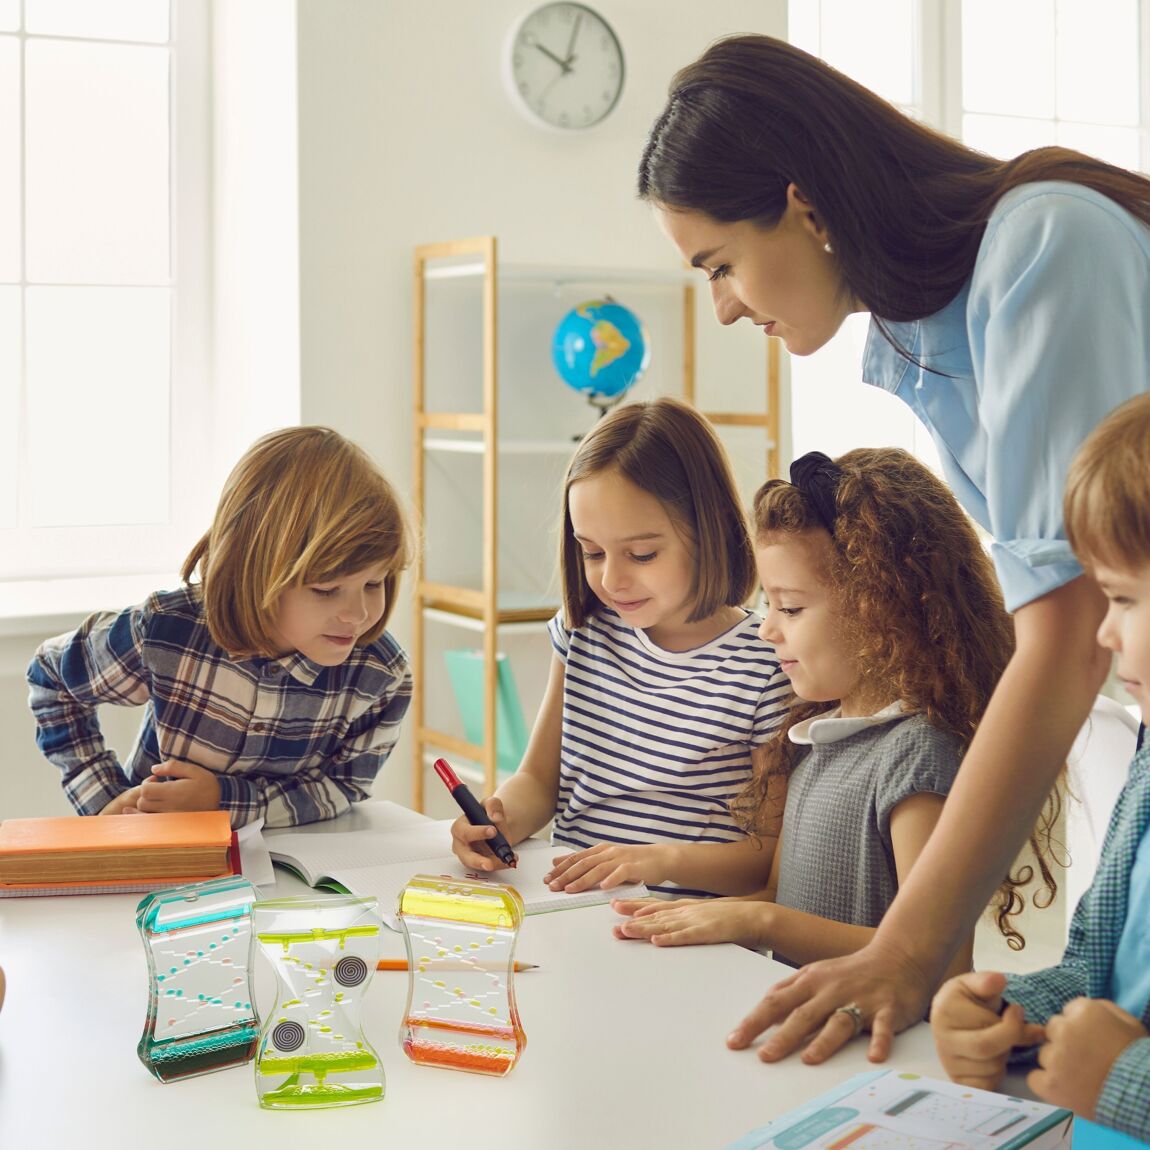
[397,874,527,1076]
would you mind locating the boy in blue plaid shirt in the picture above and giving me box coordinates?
[28,427,412,829]
[932,392,1150,1144]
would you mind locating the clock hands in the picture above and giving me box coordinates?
[562,11,582,68]
[538,68,569,103]
[524,33,572,74]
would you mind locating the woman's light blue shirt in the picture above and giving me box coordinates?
[862,181,1150,613]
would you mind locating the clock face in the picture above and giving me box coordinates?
[506,3,624,130]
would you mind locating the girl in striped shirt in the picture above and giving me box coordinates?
[451,398,791,897]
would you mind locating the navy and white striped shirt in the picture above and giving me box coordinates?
[27,586,411,829]
[548,608,790,895]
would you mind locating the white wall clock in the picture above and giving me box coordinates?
[504,3,625,130]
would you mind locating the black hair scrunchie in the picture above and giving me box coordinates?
[789,450,842,536]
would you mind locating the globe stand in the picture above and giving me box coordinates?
[572,388,631,440]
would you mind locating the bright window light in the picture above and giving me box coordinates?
[25,0,168,43]
[25,286,171,527]
[0,286,18,529]
[963,113,1057,159]
[0,35,17,282]
[1056,0,1139,125]
[963,0,1056,119]
[25,39,169,284]
[815,0,918,107]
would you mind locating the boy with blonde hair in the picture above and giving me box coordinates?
[931,392,1150,1143]
[29,426,412,828]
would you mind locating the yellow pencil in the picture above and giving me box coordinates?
[376,959,538,972]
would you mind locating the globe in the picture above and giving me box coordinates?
[551,298,651,412]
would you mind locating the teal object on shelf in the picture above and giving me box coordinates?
[551,298,651,408]
[444,649,529,776]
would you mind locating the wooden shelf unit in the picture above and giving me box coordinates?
[411,235,780,809]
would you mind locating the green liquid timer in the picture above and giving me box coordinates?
[397,874,527,1076]
[252,895,384,1109]
[136,875,260,1082]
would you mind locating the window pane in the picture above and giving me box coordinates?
[0,36,18,282]
[792,314,923,459]
[786,0,820,57]
[816,0,917,107]
[963,113,1057,160]
[1056,0,1139,125]
[26,0,168,43]
[0,287,18,527]
[1056,121,1142,171]
[963,0,1056,118]
[25,39,169,284]
[26,286,170,526]
[0,1,18,32]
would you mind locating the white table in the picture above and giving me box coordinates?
[0,805,952,1150]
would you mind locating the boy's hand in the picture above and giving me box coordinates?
[612,896,767,948]
[134,760,222,813]
[543,842,671,893]
[1029,997,1148,1119]
[99,786,144,815]
[931,971,1045,1091]
[449,797,512,872]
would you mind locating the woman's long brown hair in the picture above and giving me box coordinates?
[734,448,1063,948]
[639,35,1150,325]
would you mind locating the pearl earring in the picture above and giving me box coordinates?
[824,241,834,254]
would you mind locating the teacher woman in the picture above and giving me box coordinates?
[636,34,1150,1064]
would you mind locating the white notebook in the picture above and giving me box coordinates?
[263,819,648,929]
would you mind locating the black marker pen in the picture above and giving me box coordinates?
[434,758,517,868]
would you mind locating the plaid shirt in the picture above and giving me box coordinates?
[27,586,411,829]
[1004,740,1150,1141]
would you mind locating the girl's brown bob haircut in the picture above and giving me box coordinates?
[181,426,412,657]
[1064,392,1150,572]
[559,397,755,628]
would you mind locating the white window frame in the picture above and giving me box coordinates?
[0,0,213,587]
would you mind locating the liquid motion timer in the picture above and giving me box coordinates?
[397,874,527,1075]
[136,875,260,1082]
[252,895,384,1109]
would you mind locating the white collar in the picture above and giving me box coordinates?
[788,701,907,745]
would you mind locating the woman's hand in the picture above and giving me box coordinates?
[133,760,221,814]
[544,842,672,893]
[725,937,935,1063]
[612,896,769,949]
[449,797,514,871]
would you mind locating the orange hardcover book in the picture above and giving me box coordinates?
[0,810,234,886]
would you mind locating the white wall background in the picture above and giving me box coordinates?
[1,0,787,822]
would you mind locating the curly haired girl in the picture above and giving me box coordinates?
[615,447,1061,967]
